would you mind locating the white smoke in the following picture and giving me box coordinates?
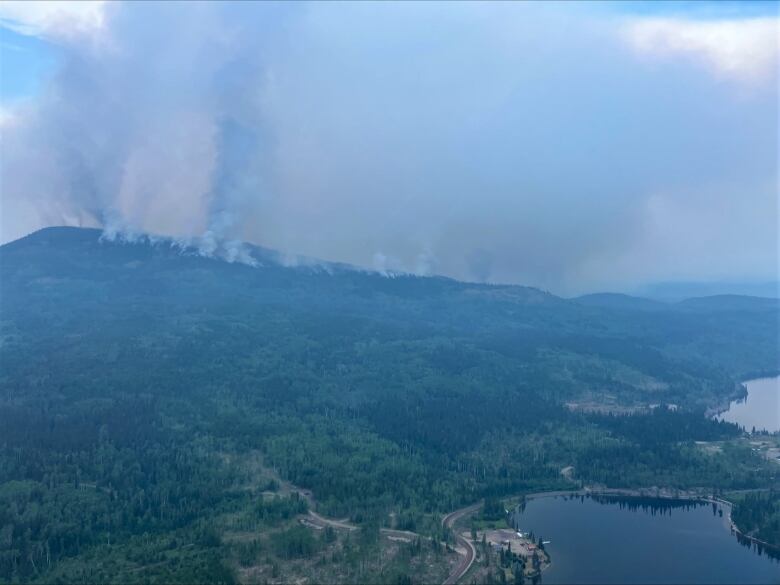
[1,2,776,294]
[99,223,259,267]
[1,2,281,252]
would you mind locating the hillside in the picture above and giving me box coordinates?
[0,227,778,582]
[3,227,777,402]
[572,292,670,312]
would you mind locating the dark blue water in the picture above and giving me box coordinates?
[511,494,779,584]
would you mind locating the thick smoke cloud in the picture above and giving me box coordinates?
[1,2,777,294]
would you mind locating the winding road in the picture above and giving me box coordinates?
[300,496,483,584]
[442,502,482,585]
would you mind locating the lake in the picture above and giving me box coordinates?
[717,376,780,432]
[511,494,780,584]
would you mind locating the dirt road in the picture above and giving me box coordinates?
[281,463,483,585]
[303,510,418,541]
[303,510,359,531]
[442,502,482,585]
[301,494,482,584]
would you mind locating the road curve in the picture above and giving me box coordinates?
[295,482,482,585]
[442,502,482,585]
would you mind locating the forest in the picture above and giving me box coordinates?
[0,227,778,583]
[731,491,780,550]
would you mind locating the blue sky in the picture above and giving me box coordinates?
[4,1,774,112]
[0,26,57,102]
[607,0,777,17]
[0,1,777,294]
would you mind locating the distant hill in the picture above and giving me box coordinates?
[573,293,670,312]
[637,280,780,302]
[573,291,780,314]
[677,294,780,313]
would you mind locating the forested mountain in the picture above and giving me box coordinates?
[1,227,778,583]
[4,227,776,406]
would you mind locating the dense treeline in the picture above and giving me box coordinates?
[588,407,742,446]
[732,491,780,548]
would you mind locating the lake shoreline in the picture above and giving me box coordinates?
[705,381,747,418]
[708,374,780,420]
[506,487,780,584]
[520,487,780,556]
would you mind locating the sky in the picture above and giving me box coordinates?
[0,1,777,295]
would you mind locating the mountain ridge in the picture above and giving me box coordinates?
[4,227,777,310]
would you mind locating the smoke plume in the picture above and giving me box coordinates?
[1,2,777,293]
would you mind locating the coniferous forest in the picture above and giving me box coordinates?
[1,227,778,583]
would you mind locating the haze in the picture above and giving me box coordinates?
[0,0,777,295]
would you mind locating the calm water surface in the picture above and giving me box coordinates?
[717,376,780,432]
[511,495,779,584]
